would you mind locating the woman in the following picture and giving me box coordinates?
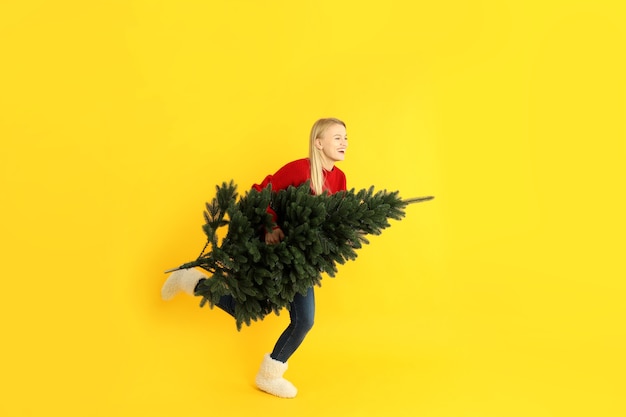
[161,117,349,398]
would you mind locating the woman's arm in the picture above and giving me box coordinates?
[252,159,310,241]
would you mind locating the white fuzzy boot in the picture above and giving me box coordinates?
[255,354,298,398]
[160,268,208,301]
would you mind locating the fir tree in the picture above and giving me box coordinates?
[170,180,433,329]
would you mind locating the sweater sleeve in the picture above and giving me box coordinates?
[252,159,311,225]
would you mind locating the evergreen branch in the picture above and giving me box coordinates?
[403,196,435,204]
[183,181,433,330]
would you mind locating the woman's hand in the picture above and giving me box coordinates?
[265,227,285,245]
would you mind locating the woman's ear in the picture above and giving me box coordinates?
[315,138,323,150]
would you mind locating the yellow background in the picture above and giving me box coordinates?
[1,1,625,416]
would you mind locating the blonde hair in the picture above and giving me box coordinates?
[309,117,346,195]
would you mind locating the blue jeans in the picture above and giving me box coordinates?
[215,286,315,363]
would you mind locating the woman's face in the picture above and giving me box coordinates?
[316,123,348,169]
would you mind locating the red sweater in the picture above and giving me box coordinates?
[252,158,347,224]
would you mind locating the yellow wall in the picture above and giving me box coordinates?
[1,1,625,416]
